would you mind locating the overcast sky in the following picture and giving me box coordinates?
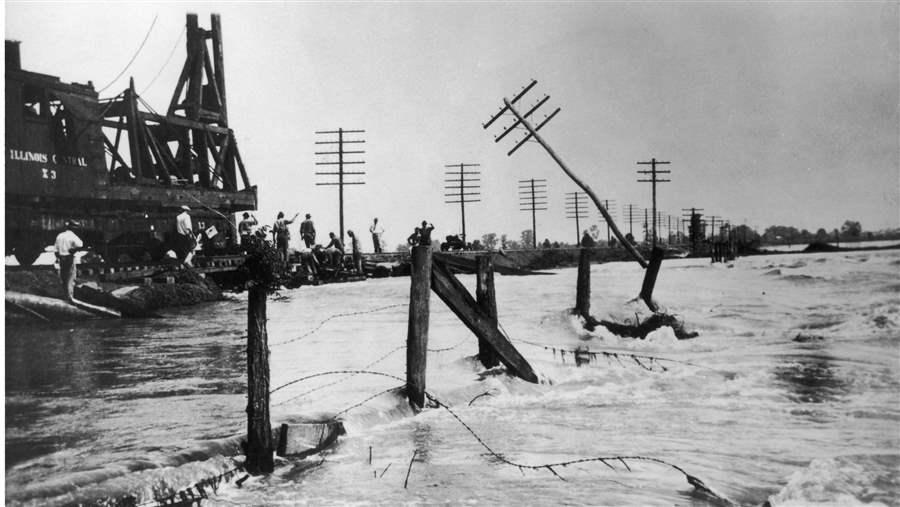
[6,1,898,249]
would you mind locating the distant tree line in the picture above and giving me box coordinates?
[392,219,898,252]
[759,220,900,246]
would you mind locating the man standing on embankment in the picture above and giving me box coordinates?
[54,221,84,302]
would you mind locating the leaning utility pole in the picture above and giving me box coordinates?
[315,128,366,243]
[482,80,647,267]
[444,163,481,243]
[636,158,671,249]
[565,191,589,245]
[519,178,547,248]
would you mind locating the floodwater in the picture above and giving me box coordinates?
[5,249,900,506]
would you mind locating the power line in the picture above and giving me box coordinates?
[141,26,186,95]
[315,128,366,243]
[98,14,159,94]
[518,178,547,248]
[444,163,481,243]
[636,158,671,249]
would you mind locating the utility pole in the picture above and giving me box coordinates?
[682,208,705,254]
[636,158,670,249]
[482,80,647,268]
[315,128,365,243]
[565,191,589,245]
[518,178,547,248]
[624,203,640,239]
[598,198,616,246]
[707,215,721,242]
[643,208,649,245]
[444,163,481,244]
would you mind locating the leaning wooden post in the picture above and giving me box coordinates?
[574,247,591,319]
[639,247,665,313]
[406,245,432,409]
[475,255,500,368]
[246,283,273,474]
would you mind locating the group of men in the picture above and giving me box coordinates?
[236,212,387,275]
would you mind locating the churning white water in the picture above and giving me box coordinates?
[5,248,900,506]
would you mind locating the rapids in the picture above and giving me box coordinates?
[6,249,899,506]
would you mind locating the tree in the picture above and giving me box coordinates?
[470,239,483,251]
[481,233,498,250]
[500,234,509,249]
[520,229,534,249]
[841,220,862,240]
[541,238,551,248]
[814,228,830,242]
[733,224,761,248]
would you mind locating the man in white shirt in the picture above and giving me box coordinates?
[369,217,384,253]
[176,205,195,266]
[54,221,84,302]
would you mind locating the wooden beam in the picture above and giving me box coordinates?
[125,79,143,178]
[141,124,169,181]
[475,255,501,369]
[136,111,230,135]
[407,245,431,409]
[103,136,131,174]
[211,13,228,126]
[232,136,251,189]
[574,248,591,318]
[639,247,665,312]
[430,258,538,383]
[167,51,194,116]
[203,48,224,115]
[143,124,175,182]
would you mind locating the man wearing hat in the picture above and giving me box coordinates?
[54,220,84,302]
[300,213,316,248]
[176,205,196,266]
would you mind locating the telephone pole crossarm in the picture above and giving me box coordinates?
[483,85,647,267]
[314,127,367,243]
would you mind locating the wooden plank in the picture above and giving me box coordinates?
[430,258,538,383]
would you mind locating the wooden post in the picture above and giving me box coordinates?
[475,255,500,368]
[639,247,665,313]
[574,247,591,319]
[246,284,273,474]
[406,245,432,409]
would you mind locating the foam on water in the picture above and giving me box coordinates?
[6,249,900,505]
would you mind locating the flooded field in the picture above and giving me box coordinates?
[6,249,900,506]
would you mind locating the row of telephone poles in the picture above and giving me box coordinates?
[310,122,729,249]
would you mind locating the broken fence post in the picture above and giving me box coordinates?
[246,283,274,474]
[639,247,665,313]
[574,247,591,319]
[475,255,500,369]
[406,245,432,410]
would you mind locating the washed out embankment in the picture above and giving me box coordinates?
[5,266,224,322]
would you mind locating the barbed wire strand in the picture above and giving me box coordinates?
[270,303,406,347]
[513,337,722,373]
[422,390,732,503]
[272,345,406,405]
